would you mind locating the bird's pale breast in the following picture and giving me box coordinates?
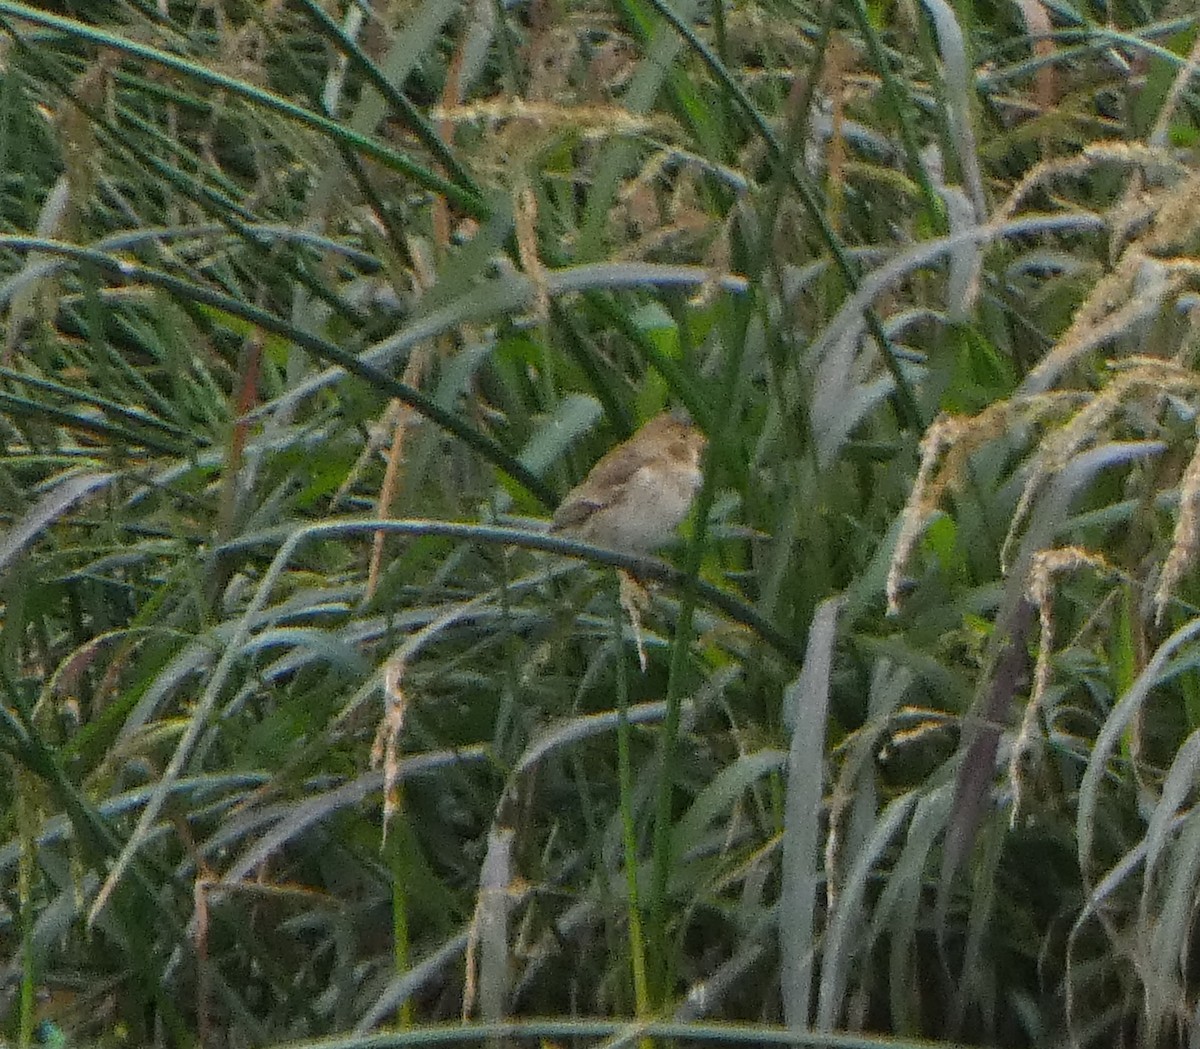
[585,461,701,553]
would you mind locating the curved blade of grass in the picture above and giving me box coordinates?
[514,395,604,478]
[1140,726,1200,915]
[1143,806,1200,1041]
[1078,615,1200,870]
[808,212,1107,367]
[870,783,954,1034]
[673,907,775,1021]
[0,773,271,873]
[921,0,988,220]
[215,751,487,882]
[672,750,787,860]
[355,931,472,1033]
[815,791,919,1032]
[263,1016,955,1049]
[5,173,71,358]
[473,824,515,1021]
[780,595,844,1030]
[0,470,115,575]
[514,701,673,775]
[216,518,807,663]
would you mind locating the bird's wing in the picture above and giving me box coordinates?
[551,492,604,531]
[574,443,644,495]
[550,444,644,531]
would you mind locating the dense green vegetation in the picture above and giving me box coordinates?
[0,0,1197,1046]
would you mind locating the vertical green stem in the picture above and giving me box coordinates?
[613,579,652,1021]
[388,811,415,1028]
[647,538,704,1001]
[18,763,35,1049]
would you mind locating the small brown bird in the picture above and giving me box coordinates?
[551,410,707,554]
